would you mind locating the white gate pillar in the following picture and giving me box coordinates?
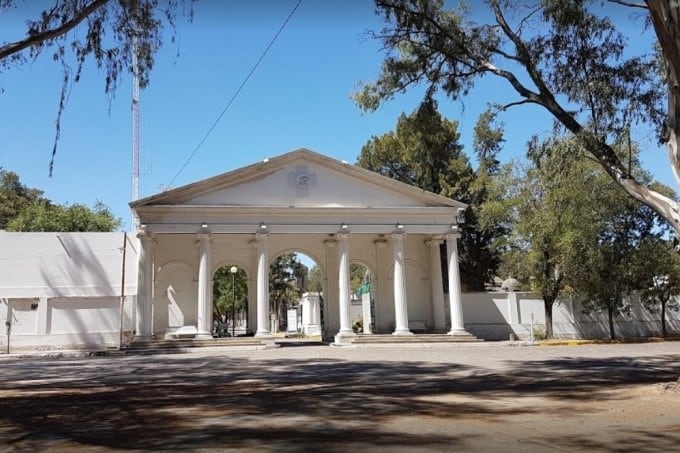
[392,232,413,335]
[335,232,355,344]
[446,233,467,334]
[134,231,154,341]
[196,232,213,339]
[427,238,446,331]
[255,232,272,337]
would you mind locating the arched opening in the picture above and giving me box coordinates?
[212,265,248,337]
[350,261,375,334]
[269,251,324,336]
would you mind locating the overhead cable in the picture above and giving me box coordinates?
[166,0,303,189]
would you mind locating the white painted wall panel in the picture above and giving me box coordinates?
[49,297,120,335]
[0,232,138,298]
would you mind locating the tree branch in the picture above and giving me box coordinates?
[501,99,535,110]
[609,0,649,9]
[0,0,110,62]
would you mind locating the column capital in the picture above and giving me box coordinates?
[255,232,269,242]
[324,238,337,248]
[425,237,444,247]
[374,238,388,248]
[446,232,461,241]
[136,230,154,241]
[196,232,212,241]
[390,232,406,241]
[337,232,351,241]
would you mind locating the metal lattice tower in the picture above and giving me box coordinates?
[131,37,140,230]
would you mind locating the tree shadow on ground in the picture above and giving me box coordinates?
[0,352,678,451]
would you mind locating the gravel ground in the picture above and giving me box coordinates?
[0,342,679,452]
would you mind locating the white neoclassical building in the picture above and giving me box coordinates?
[131,148,470,345]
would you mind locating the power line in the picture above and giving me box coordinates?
[166,0,303,189]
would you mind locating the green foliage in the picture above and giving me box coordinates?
[1,169,120,232]
[358,97,472,198]
[350,263,370,297]
[357,0,679,238]
[568,167,670,340]
[6,201,120,232]
[0,170,44,229]
[636,239,680,337]
[496,137,602,337]
[357,99,504,290]
[212,266,248,323]
[533,326,548,341]
[269,253,307,326]
[307,265,323,293]
[496,134,675,339]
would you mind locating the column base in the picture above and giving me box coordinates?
[334,330,356,345]
[255,330,273,338]
[447,328,469,335]
[392,329,414,336]
[195,333,213,340]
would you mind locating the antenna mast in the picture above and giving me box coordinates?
[131,35,140,228]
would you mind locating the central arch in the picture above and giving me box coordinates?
[268,248,325,337]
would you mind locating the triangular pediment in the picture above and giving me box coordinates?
[131,148,464,210]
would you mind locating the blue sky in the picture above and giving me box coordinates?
[0,0,672,231]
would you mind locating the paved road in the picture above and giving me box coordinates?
[1,342,679,452]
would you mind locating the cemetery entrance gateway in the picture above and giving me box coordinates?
[130,149,469,345]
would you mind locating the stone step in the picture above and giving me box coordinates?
[124,337,267,351]
[350,334,482,344]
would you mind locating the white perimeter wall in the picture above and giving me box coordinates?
[0,232,138,349]
[460,292,680,340]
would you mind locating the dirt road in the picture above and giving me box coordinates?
[0,342,678,452]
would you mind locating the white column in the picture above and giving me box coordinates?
[196,233,213,339]
[255,232,271,337]
[391,232,412,335]
[446,233,466,334]
[427,238,446,331]
[335,232,355,343]
[134,231,154,340]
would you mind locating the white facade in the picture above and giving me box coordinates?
[3,150,676,350]
[130,149,468,344]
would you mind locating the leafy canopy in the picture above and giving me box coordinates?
[357,0,680,236]
[357,98,505,290]
[1,169,120,232]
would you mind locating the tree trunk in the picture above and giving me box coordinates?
[661,299,667,337]
[648,1,680,221]
[544,298,554,339]
[608,306,616,340]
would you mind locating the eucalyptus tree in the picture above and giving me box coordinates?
[356,0,680,238]
[637,239,680,337]
[498,137,604,338]
[572,190,666,340]
[0,0,193,174]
